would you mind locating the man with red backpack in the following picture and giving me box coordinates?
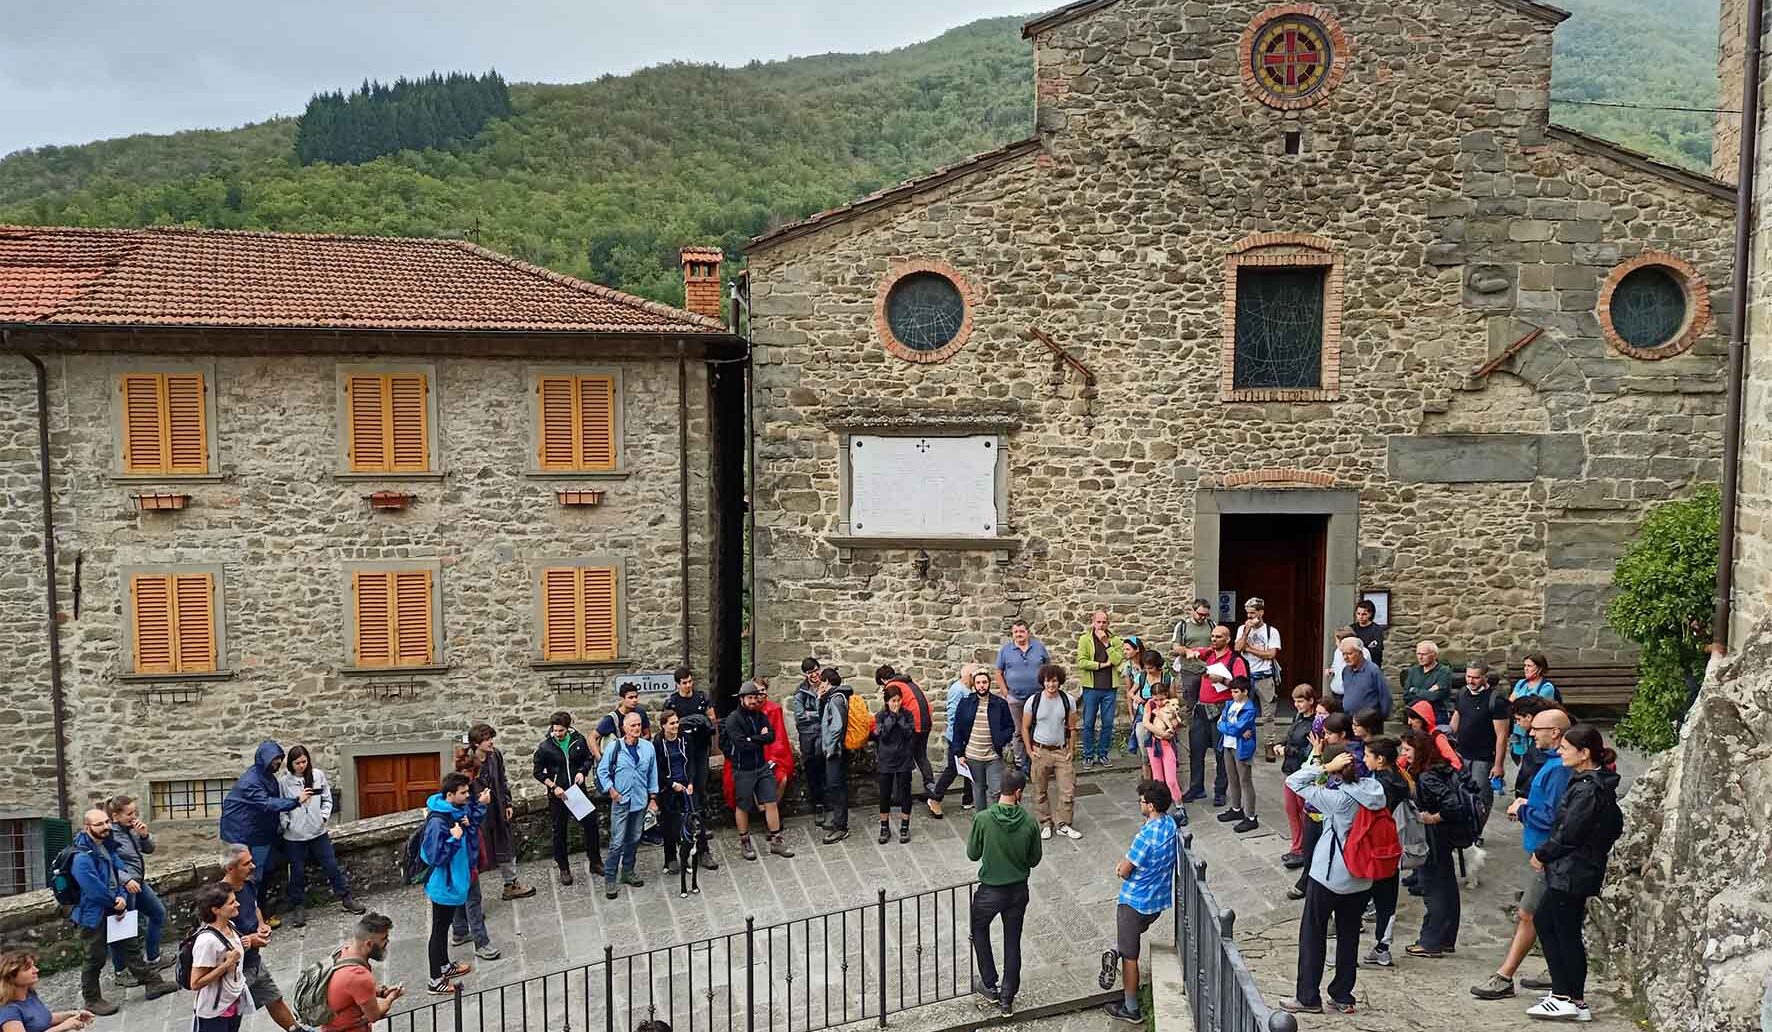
[1279,744,1388,1017]
[875,666,936,802]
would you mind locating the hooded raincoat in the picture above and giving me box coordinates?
[218,741,299,846]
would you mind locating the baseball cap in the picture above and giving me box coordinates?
[738,681,766,697]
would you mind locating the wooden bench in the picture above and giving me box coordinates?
[1544,664,1639,712]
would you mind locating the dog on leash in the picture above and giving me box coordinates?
[678,797,704,898]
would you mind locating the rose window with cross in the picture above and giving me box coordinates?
[1240,7,1349,111]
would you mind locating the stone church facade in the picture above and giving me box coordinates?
[745,0,1737,689]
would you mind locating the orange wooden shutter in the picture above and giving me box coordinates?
[132,574,175,674]
[577,377,616,471]
[121,375,166,474]
[582,567,618,660]
[540,567,583,660]
[392,570,433,665]
[537,377,577,471]
[388,375,428,473]
[164,374,208,474]
[346,377,388,473]
[354,572,393,667]
[171,573,216,672]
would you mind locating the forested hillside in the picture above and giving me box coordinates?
[0,0,1720,305]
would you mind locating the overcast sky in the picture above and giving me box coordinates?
[0,0,1039,156]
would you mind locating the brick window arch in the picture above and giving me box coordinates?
[874,259,978,364]
[1221,232,1345,402]
[1597,251,1711,360]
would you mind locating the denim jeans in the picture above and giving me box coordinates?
[1079,689,1117,762]
[285,833,350,906]
[109,882,167,969]
[603,806,647,883]
[449,876,490,947]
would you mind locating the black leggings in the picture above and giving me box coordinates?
[1536,888,1591,1000]
[428,901,458,979]
[877,771,912,815]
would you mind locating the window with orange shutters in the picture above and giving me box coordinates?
[129,572,218,674]
[539,565,619,662]
[344,373,431,473]
[353,569,436,667]
[119,372,209,475]
[535,374,617,472]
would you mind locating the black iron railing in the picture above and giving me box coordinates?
[386,882,978,1032]
[1173,832,1296,1032]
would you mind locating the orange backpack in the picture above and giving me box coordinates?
[844,693,876,751]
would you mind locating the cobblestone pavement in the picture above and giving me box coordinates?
[42,744,1646,1032]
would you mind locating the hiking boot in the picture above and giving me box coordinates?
[502,881,537,900]
[1361,947,1394,967]
[475,944,502,961]
[114,969,140,988]
[451,931,471,947]
[1471,974,1517,999]
[604,884,619,900]
[620,869,644,887]
[1103,1002,1142,1024]
[1521,975,1554,991]
[150,953,176,972]
[770,834,796,858]
[340,896,367,915]
[1181,789,1206,803]
[84,998,119,1017]
[741,835,759,861]
[290,905,307,928]
[1216,807,1243,823]
[822,828,849,844]
[879,824,892,844]
[898,821,910,844]
[1286,886,1306,901]
[143,979,176,1001]
[1405,943,1444,959]
[1280,851,1306,869]
[1279,997,1323,1014]
[558,867,574,886]
[1233,816,1260,833]
[699,850,721,871]
[974,980,1000,1004]
[1098,949,1120,990]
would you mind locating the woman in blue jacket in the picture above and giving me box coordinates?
[1216,677,1260,833]
[420,773,486,995]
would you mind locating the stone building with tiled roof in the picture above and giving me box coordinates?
[0,225,745,842]
[744,0,1736,702]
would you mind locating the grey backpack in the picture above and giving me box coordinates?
[1394,799,1429,870]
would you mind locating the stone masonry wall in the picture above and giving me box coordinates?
[1715,0,1748,184]
[0,361,60,815]
[1731,8,1772,643]
[746,0,1734,691]
[0,344,712,829]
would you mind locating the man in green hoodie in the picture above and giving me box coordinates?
[966,770,1041,1017]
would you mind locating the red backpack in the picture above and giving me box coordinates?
[1341,805,1403,880]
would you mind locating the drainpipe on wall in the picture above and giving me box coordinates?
[736,273,755,679]
[678,340,692,667]
[1716,0,1764,655]
[6,334,70,821]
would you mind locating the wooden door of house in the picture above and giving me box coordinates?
[354,753,441,819]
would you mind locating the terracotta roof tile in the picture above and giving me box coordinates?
[0,225,726,335]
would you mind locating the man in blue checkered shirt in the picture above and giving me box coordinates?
[1098,779,1180,1023]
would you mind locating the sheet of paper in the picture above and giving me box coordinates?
[1205,662,1232,682]
[106,909,139,943]
[564,785,596,820]
[955,757,972,782]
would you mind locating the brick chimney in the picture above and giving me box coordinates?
[680,246,725,323]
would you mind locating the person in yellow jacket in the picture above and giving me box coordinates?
[1075,611,1126,768]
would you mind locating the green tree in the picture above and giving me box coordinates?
[1606,484,1720,751]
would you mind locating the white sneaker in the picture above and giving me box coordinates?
[1526,995,1589,1022]
[1040,825,1054,840]
[1057,824,1083,840]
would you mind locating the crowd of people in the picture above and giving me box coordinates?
[37,600,1628,1027]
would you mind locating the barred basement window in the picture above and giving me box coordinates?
[0,819,45,897]
[150,778,234,821]
[1234,266,1327,390]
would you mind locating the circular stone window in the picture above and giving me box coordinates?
[1240,5,1350,110]
[875,261,975,363]
[1598,253,1711,360]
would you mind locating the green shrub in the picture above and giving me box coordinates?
[1606,484,1718,751]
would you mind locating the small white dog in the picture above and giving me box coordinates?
[1459,845,1489,890]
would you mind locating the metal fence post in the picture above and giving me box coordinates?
[452,979,464,1032]
[605,945,616,1032]
[876,888,888,1027]
[746,916,757,1032]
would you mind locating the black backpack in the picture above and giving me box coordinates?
[175,926,229,991]
[49,845,81,906]
[401,814,446,885]
[1440,770,1487,850]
